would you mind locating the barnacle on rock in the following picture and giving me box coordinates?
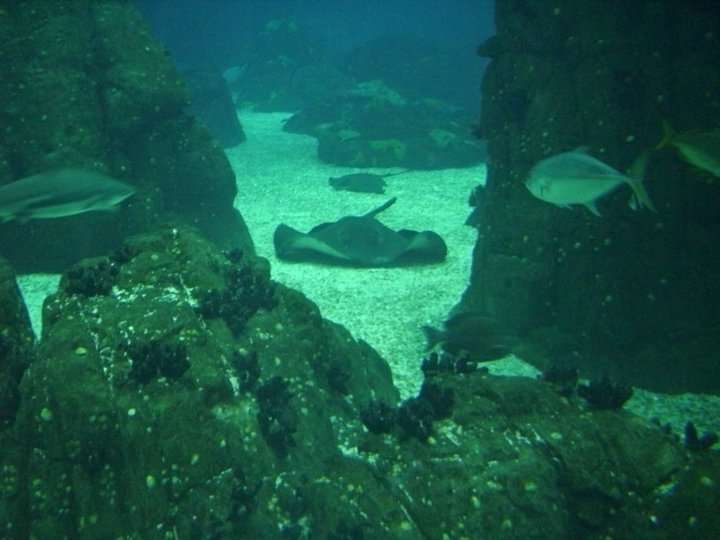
[198,255,277,336]
[256,376,297,457]
[63,257,119,296]
[421,350,488,376]
[231,349,260,391]
[397,397,435,442]
[360,400,397,434]
[540,363,579,397]
[684,421,719,452]
[326,361,351,395]
[125,340,190,384]
[578,376,633,410]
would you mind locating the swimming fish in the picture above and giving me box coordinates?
[525,148,655,216]
[0,167,136,223]
[328,170,411,194]
[422,311,513,361]
[657,120,720,178]
[329,173,387,194]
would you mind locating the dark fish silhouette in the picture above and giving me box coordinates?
[423,311,513,361]
[328,170,410,194]
[0,167,135,223]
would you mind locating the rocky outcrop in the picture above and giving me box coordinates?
[0,0,252,272]
[466,0,720,392]
[0,257,34,430]
[1,226,718,539]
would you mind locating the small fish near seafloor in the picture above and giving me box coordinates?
[525,148,656,216]
[0,167,136,223]
[328,170,411,194]
[422,311,514,361]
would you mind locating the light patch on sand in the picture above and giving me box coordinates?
[15,273,60,338]
[227,111,483,397]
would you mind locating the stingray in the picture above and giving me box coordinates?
[273,197,447,267]
[328,170,410,194]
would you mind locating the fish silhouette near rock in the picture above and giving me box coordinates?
[525,148,655,216]
[422,311,514,361]
[0,167,136,223]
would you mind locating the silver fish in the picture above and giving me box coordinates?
[0,167,135,223]
[657,120,720,178]
[525,148,655,216]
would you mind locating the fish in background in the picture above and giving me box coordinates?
[328,170,412,194]
[525,148,656,216]
[0,167,136,223]
[422,311,514,361]
[656,120,720,178]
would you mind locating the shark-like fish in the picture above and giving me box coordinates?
[0,167,136,223]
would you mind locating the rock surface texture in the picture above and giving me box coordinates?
[465,0,720,393]
[0,0,252,271]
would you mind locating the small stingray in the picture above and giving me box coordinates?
[273,197,447,267]
[328,170,410,194]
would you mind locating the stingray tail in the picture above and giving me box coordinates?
[363,197,397,218]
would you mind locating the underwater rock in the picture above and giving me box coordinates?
[684,421,719,452]
[62,257,119,297]
[3,225,403,538]
[197,250,277,336]
[125,340,190,385]
[360,400,397,435]
[0,1,252,272]
[0,257,34,428]
[182,68,246,148]
[283,86,486,169]
[466,0,720,395]
[578,376,633,410]
[256,376,297,458]
[420,350,489,376]
[540,363,580,398]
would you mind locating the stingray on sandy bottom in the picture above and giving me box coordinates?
[273,197,447,267]
[328,170,410,194]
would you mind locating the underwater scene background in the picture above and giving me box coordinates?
[0,0,719,538]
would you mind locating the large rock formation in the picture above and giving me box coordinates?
[0,257,35,429]
[0,225,718,539]
[466,0,720,393]
[0,0,252,272]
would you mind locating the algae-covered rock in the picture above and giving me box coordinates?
[2,226,718,538]
[0,0,251,272]
[285,83,485,169]
[465,0,720,393]
[0,257,34,429]
[4,226,400,539]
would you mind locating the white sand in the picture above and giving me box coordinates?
[13,111,719,437]
[228,111,483,397]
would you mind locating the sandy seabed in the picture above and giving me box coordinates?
[13,111,720,435]
[228,111,486,397]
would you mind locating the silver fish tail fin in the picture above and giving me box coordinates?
[626,177,656,213]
